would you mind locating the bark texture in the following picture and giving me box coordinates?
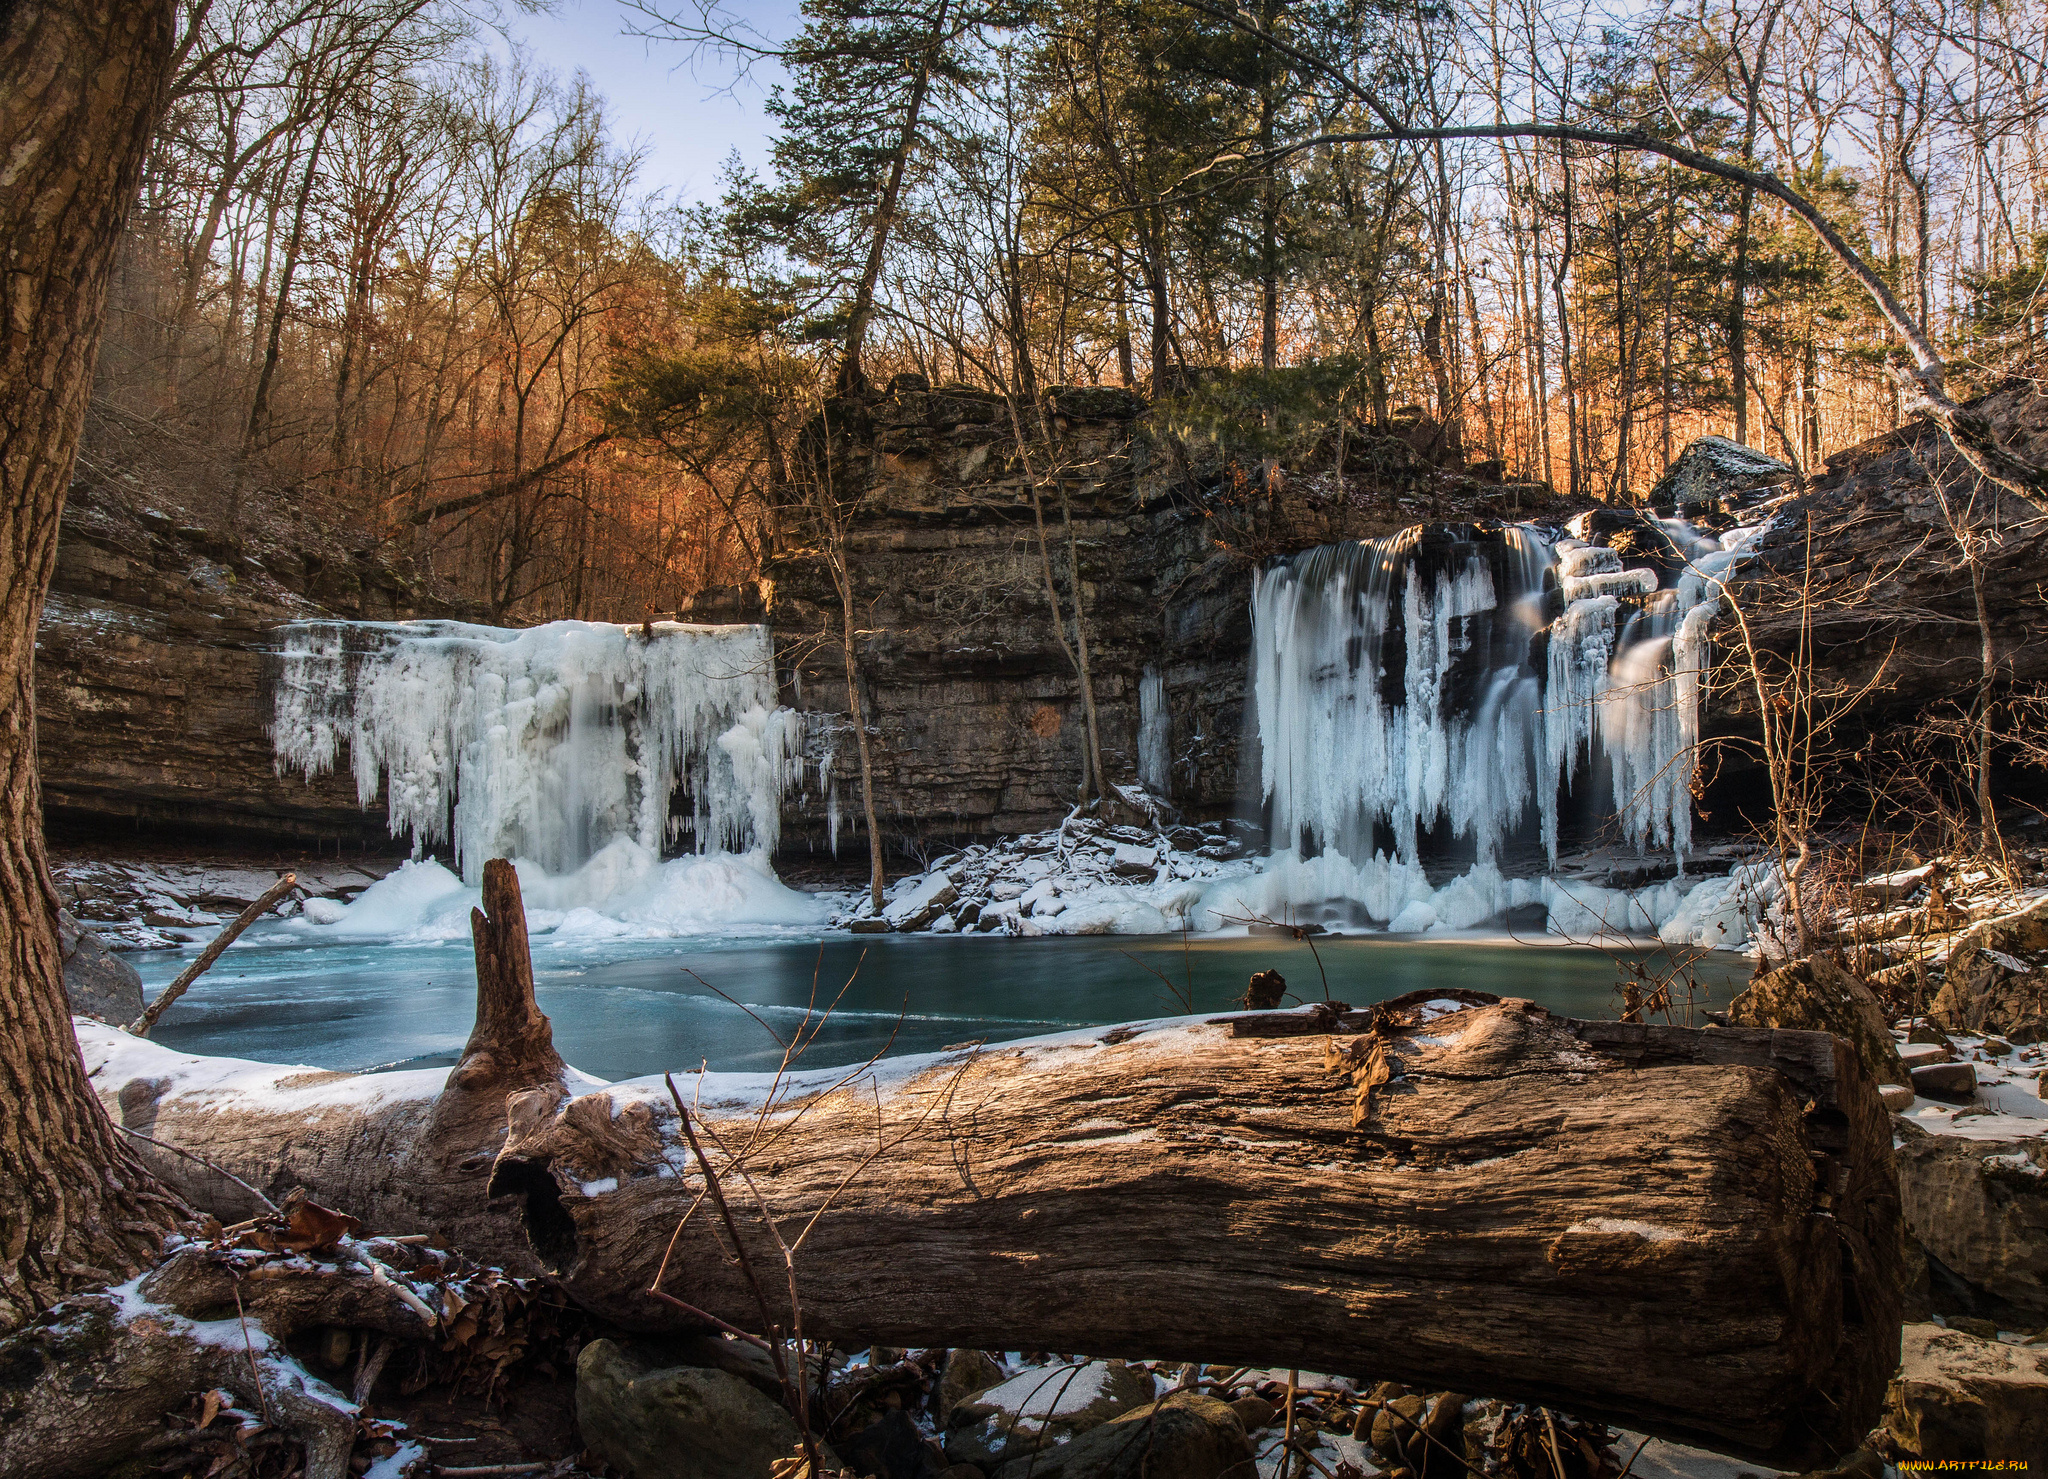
[0,0,180,1328]
[0,1235,438,1479]
[490,996,1901,1469]
[88,858,575,1265]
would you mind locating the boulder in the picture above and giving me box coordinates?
[841,1409,941,1479]
[1911,1061,1979,1101]
[1885,1324,2048,1466]
[943,1360,1153,1471]
[1895,1131,2048,1317]
[1933,897,2048,1040]
[937,1351,1007,1426]
[1726,956,1908,1087]
[1646,435,1794,510]
[885,875,959,933]
[58,908,144,1024]
[577,1338,829,1479]
[988,1392,1252,1479]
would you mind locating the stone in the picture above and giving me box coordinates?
[937,1351,1007,1426]
[987,1392,1252,1479]
[577,1337,831,1479]
[1909,1021,1955,1046]
[1646,435,1794,510]
[58,909,145,1024]
[1895,1131,2048,1317]
[1933,896,2048,1040]
[849,919,892,934]
[1727,956,1908,1087]
[1911,1061,1979,1101]
[1885,1323,2048,1466]
[1229,1396,1276,1430]
[944,1360,1154,1471]
[1881,1084,1917,1111]
[841,1409,938,1479]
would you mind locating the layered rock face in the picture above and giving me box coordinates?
[40,380,2048,865]
[763,381,1567,871]
[36,477,473,846]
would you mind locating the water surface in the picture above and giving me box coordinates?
[131,931,1749,1080]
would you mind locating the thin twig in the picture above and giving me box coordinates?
[231,1280,271,1424]
[115,1125,279,1214]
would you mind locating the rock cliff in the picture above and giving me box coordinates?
[764,381,1572,874]
[39,379,2048,869]
[37,473,476,846]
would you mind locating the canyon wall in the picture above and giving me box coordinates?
[37,380,2048,868]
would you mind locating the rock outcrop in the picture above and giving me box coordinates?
[38,476,477,845]
[1727,956,1909,1087]
[45,379,2048,867]
[1935,895,2048,1040]
[1894,1129,2048,1319]
[57,908,144,1023]
[1886,1323,2048,1466]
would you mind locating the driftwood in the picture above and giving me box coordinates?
[130,871,299,1035]
[90,859,572,1264]
[487,992,1901,1469]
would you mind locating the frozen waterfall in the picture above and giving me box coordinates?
[1220,517,1767,941]
[272,619,801,885]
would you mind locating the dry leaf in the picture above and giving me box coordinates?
[276,1197,360,1253]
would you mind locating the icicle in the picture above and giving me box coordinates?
[1248,514,1745,914]
[272,619,798,884]
[1138,667,1171,797]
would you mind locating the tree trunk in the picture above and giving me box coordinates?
[90,859,578,1267]
[488,995,1900,1470]
[0,0,182,1331]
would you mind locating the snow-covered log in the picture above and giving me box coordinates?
[487,993,1901,1470]
[85,859,585,1267]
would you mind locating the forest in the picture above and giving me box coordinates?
[4,0,2048,1475]
[89,0,2048,620]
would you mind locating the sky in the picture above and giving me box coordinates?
[502,0,803,206]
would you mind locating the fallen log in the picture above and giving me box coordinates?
[487,993,1901,1469]
[86,859,579,1265]
[81,889,1901,1467]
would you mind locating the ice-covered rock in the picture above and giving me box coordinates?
[843,803,1255,937]
[944,1359,1154,1471]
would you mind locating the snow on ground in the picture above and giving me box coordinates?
[838,798,1261,937]
[56,843,836,950]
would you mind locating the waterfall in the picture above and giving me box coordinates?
[1229,518,1762,937]
[273,619,800,885]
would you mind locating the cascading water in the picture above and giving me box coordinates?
[1220,516,1771,941]
[270,619,827,940]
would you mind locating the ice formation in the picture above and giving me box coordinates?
[1242,517,1766,938]
[1137,666,1171,796]
[273,619,801,884]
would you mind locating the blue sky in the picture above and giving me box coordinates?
[506,0,804,205]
